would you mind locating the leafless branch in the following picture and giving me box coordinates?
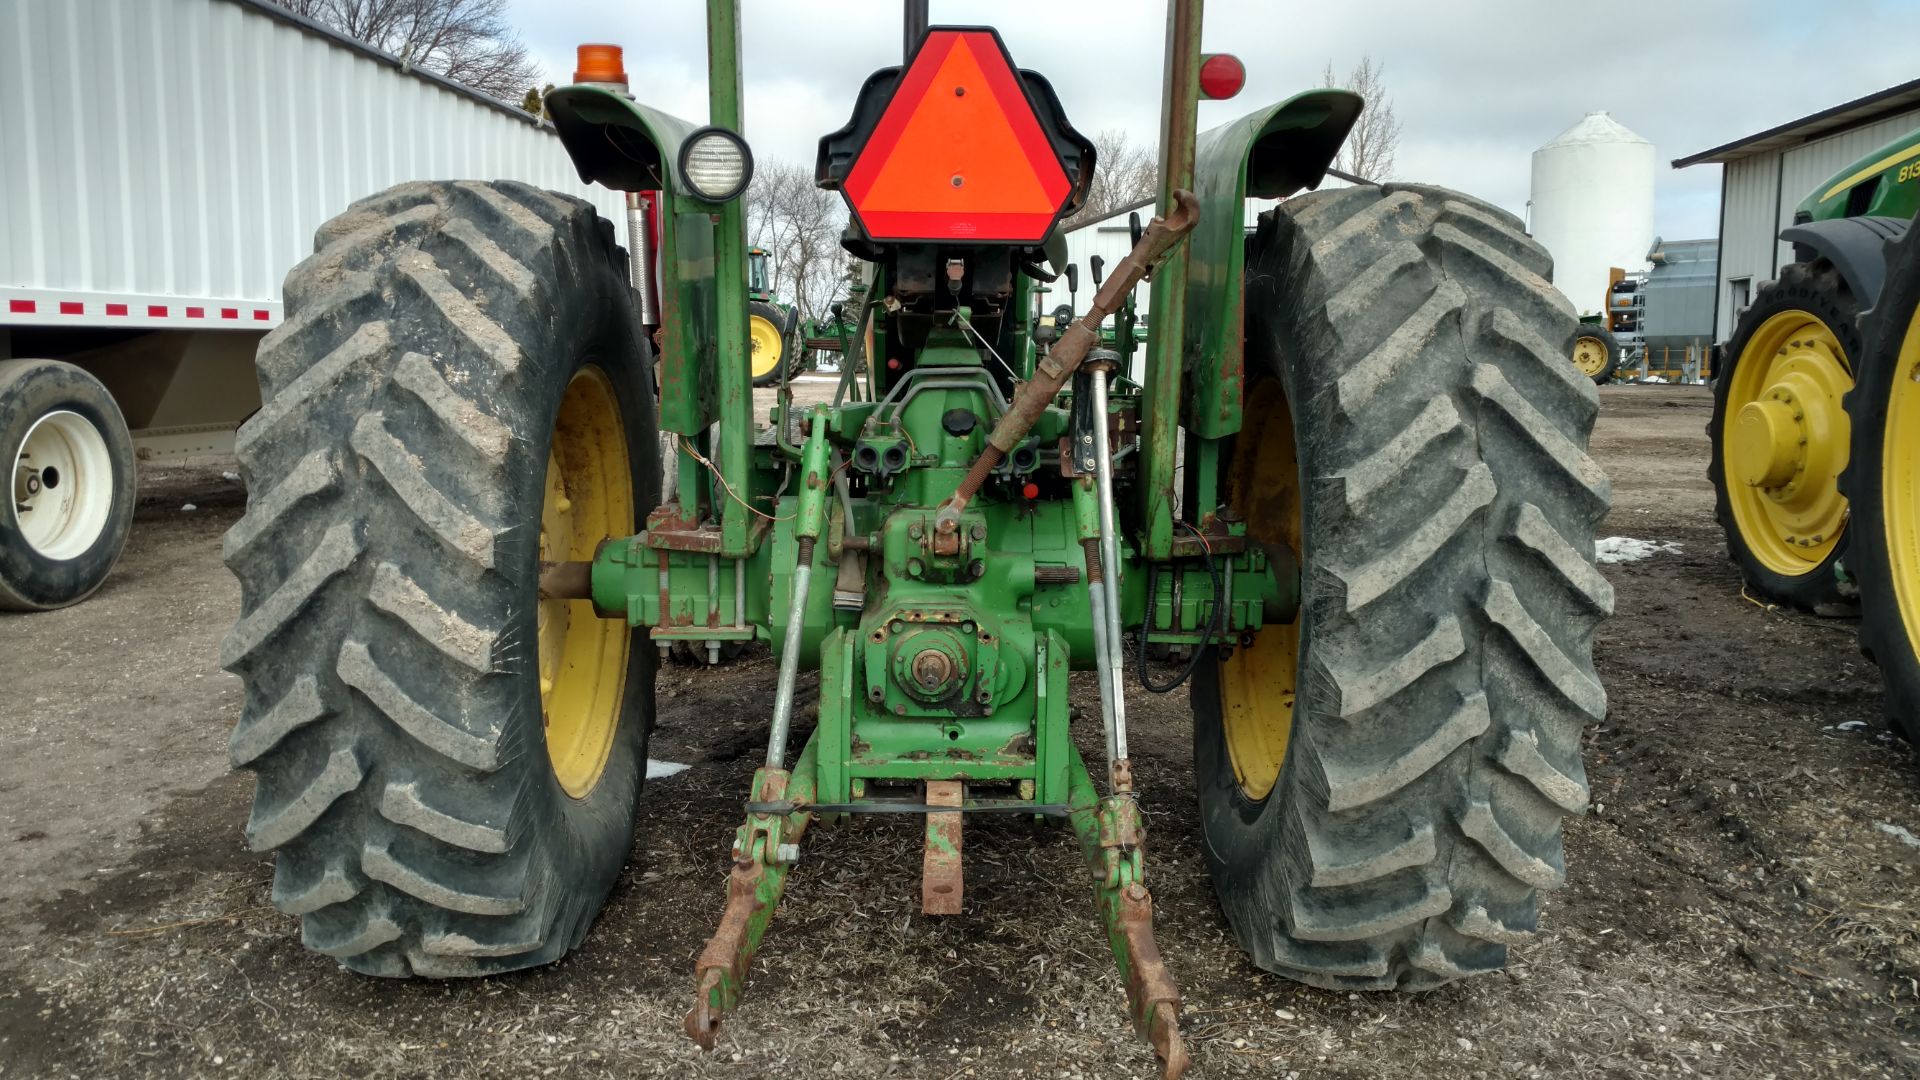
[276,0,540,103]
[1062,129,1159,229]
[1321,55,1401,183]
[745,160,851,325]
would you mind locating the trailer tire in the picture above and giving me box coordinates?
[1192,184,1608,989]
[0,359,137,611]
[223,180,659,977]
[1841,216,1920,743]
[1708,262,1860,611]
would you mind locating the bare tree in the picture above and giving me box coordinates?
[1063,129,1160,228]
[745,160,850,326]
[1321,56,1402,182]
[278,0,540,103]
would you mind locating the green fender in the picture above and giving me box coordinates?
[545,85,723,436]
[1181,89,1363,438]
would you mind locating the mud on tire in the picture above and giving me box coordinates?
[222,181,659,976]
[1194,184,1609,988]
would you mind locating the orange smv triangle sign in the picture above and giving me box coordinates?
[845,29,1072,243]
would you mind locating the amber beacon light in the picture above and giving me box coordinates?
[574,43,628,87]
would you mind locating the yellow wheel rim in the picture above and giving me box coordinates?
[538,366,632,799]
[1722,309,1852,575]
[749,314,784,380]
[1218,379,1301,802]
[1572,334,1610,377]
[1884,295,1920,662]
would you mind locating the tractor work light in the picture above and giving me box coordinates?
[679,127,754,202]
[1198,53,1245,100]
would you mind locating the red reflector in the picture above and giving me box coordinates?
[148,305,168,317]
[7,299,34,314]
[186,306,205,318]
[844,29,1071,243]
[59,301,83,315]
[106,303,129,316]
[1021,482,1040,501]
[1199,53,1245,100]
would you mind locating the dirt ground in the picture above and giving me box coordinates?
[2,383,1918,1079]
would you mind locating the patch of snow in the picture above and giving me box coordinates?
[646,759,690,779]
[222,471,240,482]
[1836,720,1867,732]
[179,503,197,512]
[1595,536,1682,564]
[1876,822,1920,850]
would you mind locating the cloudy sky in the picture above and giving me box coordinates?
[506,0,1916,240]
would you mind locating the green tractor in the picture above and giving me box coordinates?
[1710,126,1919,614]
[221,3,1606,1074]
[747,246,800,386]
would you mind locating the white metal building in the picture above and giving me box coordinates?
[1675,79,1920,345]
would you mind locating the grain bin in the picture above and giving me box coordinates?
[1530,112,1656,316]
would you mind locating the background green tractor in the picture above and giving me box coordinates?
[747,246,801,386]
[221,3,1607,1075]
[1709,126,1918,613]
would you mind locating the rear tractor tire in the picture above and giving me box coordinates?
[222,180,659,977]
[1193,184,1609,988]
[0,359,136,611]
[1571,324,1620,384]
[1708,262,1861,612]
[1841,216,1920,743]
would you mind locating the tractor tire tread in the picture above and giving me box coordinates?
[224,181,654,978]
[1197,183,1604,989]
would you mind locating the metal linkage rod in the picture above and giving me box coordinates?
[764,414,832,770]
[1087,363,1130,775]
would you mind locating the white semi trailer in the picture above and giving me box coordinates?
[0,0,625,609]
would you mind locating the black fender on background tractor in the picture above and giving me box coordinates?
[1781,216,1909,308]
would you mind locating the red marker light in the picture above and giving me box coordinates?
[1021,482,1040,500]
[1198,53,1245,100]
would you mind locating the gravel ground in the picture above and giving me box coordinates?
[2,383,1917,1078]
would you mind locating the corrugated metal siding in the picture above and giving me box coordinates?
[1715,156,1779,342]
[1707,107,1920,343]
[0,0,624,329]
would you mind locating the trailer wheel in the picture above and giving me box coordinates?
[1841,217,1920,743]
[749,301,789,387]
[0,359,136,611]
[1193,185,1608,988]
[1708,262,1860,611]
[223,180,658,977]
[1571,325,1619,384]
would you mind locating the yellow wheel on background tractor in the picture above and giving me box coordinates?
[1572,326,1619,384]
[1709,261,1860,611]
[1840,214,1920,743]
[749,301,789,387]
